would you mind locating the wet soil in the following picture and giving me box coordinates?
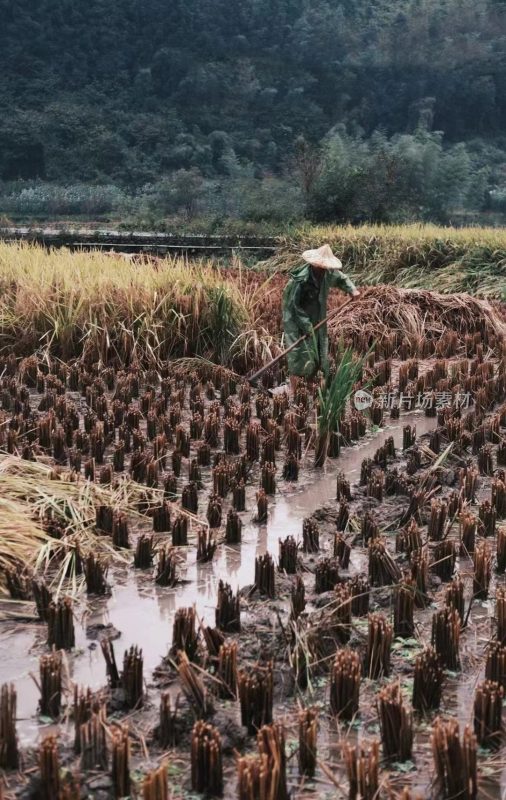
[0,353,505,799]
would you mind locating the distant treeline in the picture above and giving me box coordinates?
[1,0,505,224]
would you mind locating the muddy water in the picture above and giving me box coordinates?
[1,411,438,746]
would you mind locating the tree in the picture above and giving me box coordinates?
[151,48,190,97]
[291,136,323,200]
[153,168,205,219]
[0,118,46,180]
[0,0,503,220]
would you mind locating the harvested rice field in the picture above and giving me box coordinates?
[0,242,506,800]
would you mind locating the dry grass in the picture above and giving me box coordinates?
[0,497,50,572]
[328,285,506,350]
[0,454,199,583]
[0,238,503,375]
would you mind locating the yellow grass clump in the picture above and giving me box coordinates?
[328,285,506,350]
[0,243,268,367]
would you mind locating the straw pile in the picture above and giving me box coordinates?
[0,497,50,571]
[328,286,506,351]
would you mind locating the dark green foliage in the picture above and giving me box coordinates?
[0,0,505,224]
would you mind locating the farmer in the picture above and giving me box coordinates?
[282,244,359,393]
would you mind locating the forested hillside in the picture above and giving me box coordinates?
[1,0,505,224]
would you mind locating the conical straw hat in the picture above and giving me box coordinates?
[302,244,342,270]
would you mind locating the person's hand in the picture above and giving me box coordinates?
[351,288,360,297]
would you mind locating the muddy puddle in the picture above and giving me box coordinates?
[1,411,438,748]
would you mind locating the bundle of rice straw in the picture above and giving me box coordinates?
[0,498,49,572]
[329,286,506,352]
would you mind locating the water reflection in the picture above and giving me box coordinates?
[3,411,437,743]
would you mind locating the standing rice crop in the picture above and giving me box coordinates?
[276,224,506,299]
[0,244,253,367]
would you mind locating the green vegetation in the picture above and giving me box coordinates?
[0,0,505,226]
[315,347,366,467]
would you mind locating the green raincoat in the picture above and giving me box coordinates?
[282,263,356,378]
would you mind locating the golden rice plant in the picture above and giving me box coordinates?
[0,497,50,571]
[0,243,257,366]
[274,223,506,298]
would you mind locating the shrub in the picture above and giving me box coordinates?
[0,182,129,217]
